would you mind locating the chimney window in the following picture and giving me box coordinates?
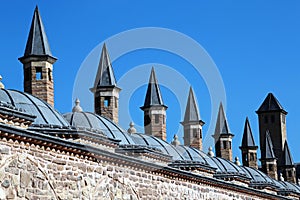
[36,67,43,80]
[155,114,159,124]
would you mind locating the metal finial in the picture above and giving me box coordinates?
[207,146,214,157]
[171,134,180,146]
[127,122,136,134]
[72,98,83,112]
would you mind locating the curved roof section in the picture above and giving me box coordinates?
[63,111,134,145]
[0,89,69,127]
[241,166,277,187]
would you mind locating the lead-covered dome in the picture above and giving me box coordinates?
[63,111,135,145]
[0,89,69,127]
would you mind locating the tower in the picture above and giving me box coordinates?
[18,6,57,106]
[140,68,168,140]
[90,43,121,123]
[180,87,205,150]
[213,103,234,161]
[280,141,296,183]
[239,117,258,169]
[260,130,278,180]
[256,93,287,167]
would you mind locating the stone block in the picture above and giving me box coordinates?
[20,171,31,188]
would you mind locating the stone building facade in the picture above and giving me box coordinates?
[0,6,300,200]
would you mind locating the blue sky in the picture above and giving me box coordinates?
[0,1,300,162]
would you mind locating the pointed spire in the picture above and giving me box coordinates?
[241,117,256,148]
[141,67,166,109]
[257,93,287,114]
[214,103,232,137]
[183,87,201,122]
[23,6,53,57]
[282,140,294,166]
[92,43,117,90]
[264,130,276,159]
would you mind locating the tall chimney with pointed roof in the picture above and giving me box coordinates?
[140,68,168,140]
[280,141,296,183]
[181,87,205,150]
[260,130,278,180]
[19,6,57,106]
[239,117,258,169]
[213,103,234,161]
[256,93,287,167]
[90,43,121,123]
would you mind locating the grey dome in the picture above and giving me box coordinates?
[0,89,69,127]
[63,112,134,145]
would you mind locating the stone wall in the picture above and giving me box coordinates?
[0,139,275,200]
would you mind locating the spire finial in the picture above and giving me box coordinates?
[0,75,4,89]
[171,134,180,146]
[72,98,83,112]
[127,122,136,134]
[279,173,285,181]
[234,157,241,166]
[207,146,214,157]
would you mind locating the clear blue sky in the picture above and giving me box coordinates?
[1,1,300,162]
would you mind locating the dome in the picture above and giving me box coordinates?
[131,133,213,165]
[241,166,277,187]
[0,89,69,127]
[63,111,134,145]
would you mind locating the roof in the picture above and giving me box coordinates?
[141,68,167,110]
[263,130,276,159]
[183,87,201,122]
[240,117,257,148]
[63,111,134,145]
[22,6,53,57]
[213,103,233,138]
[92,43,117,90]
[257,93,287,114]
[282,140,294,166]
[0,89,69,127]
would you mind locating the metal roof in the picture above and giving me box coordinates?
[63,111,134,145]
[0,89,69,127]
[241,117,257,148]
[92,43,117,90]
[282,140,294,166]
[183,87,201,122]
[141,67,166,110]
[257,93,286,113]
[23,6,52,57]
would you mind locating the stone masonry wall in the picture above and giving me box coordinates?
[0,138,269,200]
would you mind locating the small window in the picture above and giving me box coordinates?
[193,129,198,138]
[163,115,165,124]
[250,153,254,161]
[282,115,286,124]
[155,114,159,124]
[48,68,52,81]
[269,164,273,171]
[115,97,118,108]
[222,141,227,149]
[271,115,275,123]
[288,170,292,177]
[104,97,110,107]
[36,67,43,80]
[24,69,31,80]
[264,116,268,124]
